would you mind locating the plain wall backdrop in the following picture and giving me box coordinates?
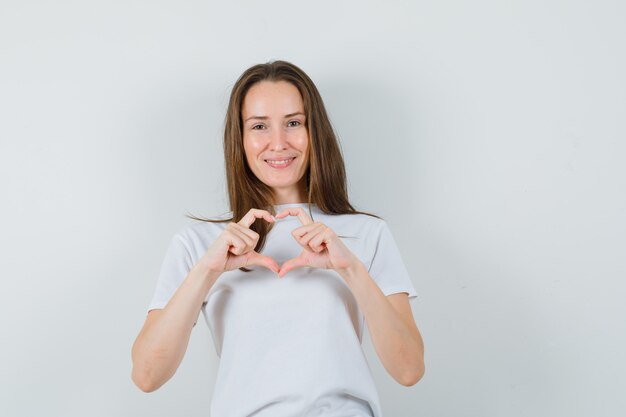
[1,0,624,416]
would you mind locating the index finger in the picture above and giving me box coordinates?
[274,207,313,226]
[237,209,275,228]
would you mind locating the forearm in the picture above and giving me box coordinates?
[131,261,220,392]
[338,261,424,386]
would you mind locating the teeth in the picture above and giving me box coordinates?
[266,158,293,164]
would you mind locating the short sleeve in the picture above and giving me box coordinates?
[147,233,194,312]
[367,221,418,300]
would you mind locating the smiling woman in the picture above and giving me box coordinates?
[130,60,424,417]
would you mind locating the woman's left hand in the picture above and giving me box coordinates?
[275,207,360,278]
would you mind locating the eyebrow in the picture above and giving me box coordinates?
[244,112,305,122]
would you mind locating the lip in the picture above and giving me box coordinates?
[264,156,296,169]
[264,156,296,161]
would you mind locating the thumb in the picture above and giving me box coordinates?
[278,256,309,278]
[247,251,280,274]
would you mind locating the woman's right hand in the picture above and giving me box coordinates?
[199,208,280,274]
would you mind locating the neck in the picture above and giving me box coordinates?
[271,183,308,205]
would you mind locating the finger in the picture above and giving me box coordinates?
[227,223,255,248]
[278,256,309,278]
[247,251,280,273]
[238,209,275,229]
[231,222,261,242]
[290,222,320,238]
[309,228,333,253]
[293,224,325,252]
[230,230,255,255]
[221,232,247,256]
[274,207,313,226]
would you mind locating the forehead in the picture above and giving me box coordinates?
[242,80,304,117]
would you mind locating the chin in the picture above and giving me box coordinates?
[265,180,298,189]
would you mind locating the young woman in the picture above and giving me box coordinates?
[131,60,425,417]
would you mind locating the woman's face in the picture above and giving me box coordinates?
[242,80,309,202]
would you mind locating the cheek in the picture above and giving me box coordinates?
[294,132,309,153]
[300,142,310,166]
[243,136,264,158]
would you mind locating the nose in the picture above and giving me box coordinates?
[268,125,288,151]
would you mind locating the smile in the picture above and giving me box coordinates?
[265,157,296,169]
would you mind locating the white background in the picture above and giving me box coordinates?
[1,1,624,416]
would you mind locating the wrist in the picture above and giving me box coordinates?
[336,258,366,282]
[193,260,222,284]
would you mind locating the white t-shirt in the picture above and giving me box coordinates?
[147,202,418,417]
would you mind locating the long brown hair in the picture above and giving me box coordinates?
[186,59,382,272]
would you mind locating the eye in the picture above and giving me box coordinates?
[251,124,266,130]
[287,120,301,127]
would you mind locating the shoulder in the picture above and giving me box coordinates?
[173,211,233,249]
[314,208,387,238]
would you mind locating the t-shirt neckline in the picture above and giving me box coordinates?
[273,202,317,209]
